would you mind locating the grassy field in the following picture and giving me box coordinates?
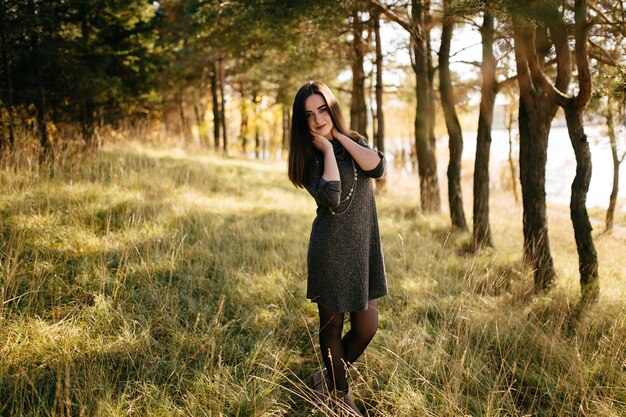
[1,140,625,416]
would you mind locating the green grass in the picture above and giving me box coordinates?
[1,140,625,416]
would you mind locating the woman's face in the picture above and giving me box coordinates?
[304,93,334,139]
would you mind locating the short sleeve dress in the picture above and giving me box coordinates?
[304,137,387,312]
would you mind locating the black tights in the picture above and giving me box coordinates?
[318,299,379,391]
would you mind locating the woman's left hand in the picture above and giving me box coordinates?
[331,127,349,142]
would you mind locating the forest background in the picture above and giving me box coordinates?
[1,0,625,416]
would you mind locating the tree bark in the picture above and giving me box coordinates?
[566,0,598,301]
[350,6,368,136]
[369,0,440,209]
[439,8,467,231]
[282,104,290,153]
[239,83,248,154]
[373,8,385,189]
[218,56,227,154]
[193,101,206,146]
[373,10,384,153]
[177,93,190,144]
[412,0,440,212]
[564,103,598,301]
[523,0,598,301]
[253,92,261,159]
[506,105,519,203]
[210,62,220,151]
[605,99,621,232]
[471,6,496,249]
[513,19,560,291]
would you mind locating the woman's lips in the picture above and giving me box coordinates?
[316,124,327,130]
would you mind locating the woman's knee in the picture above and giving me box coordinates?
[319,311,344,337]
[353,319,378,341]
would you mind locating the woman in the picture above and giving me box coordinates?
[288,81,387,416]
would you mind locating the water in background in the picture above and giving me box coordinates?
[386,125,626,211]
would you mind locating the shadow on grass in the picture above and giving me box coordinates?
[1,203,324,415]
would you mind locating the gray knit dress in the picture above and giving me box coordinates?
[304,138,387,312]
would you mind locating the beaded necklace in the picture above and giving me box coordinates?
[329,158,358,216]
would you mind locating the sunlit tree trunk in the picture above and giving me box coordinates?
[472,6,496,249]
[210,63,220,151]
[218,56,227,154]
[373,8,385,189]
[253,92,261,159]
[522,0,598,301]
[512,18,562,291]
[564,0,597,301]
[177,93,191,144]
[282,104,290,153]
[370,0,440,210]
[439,6,467,231]
[350,6,368,136]
[239,83,248,154]
[605,98,623,232]
[506,104,519,203]
[412,0,440,212]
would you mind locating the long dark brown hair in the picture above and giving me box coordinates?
[288,81,360,188]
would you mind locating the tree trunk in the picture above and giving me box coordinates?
[605,99,620,232]
[564,104,598,301]
[282,104,290,153]
[439,8,467,231]
[177,93,190,144]
[350,6,368,136]
[518,99,557,290]
[210,63,220,151]
[521,0,598,300]
[193,102,205,146]
[506,106,519,203]
[0,0,15,150]
[412,0,440,213]
[472,7,496,249]
[239,83,248,154]
[566,0,598,302]
[29,0,52,158]
[513,20,560,291]
[79,8,97,148]
[254,93,261,159]
[80,97,96,148]
[218,56,227,154]
[373,8,385,189]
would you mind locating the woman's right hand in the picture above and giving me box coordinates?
[311,133,333,153]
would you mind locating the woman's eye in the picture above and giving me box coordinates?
[305,113,312,118]
[320,107,327,113]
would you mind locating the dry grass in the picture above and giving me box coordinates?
[0,137,624,416]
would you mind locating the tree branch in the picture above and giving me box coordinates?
[574,0,592,110]
[454,60,481,68]
[496,74,518,92]
[366,0,416,39]
[512,17,534,108]
[588,43,620,67]
[524,18,570,107]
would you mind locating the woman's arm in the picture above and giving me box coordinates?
[332,128,385,178]
[304,134,341,209]
[313,133,340,181]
